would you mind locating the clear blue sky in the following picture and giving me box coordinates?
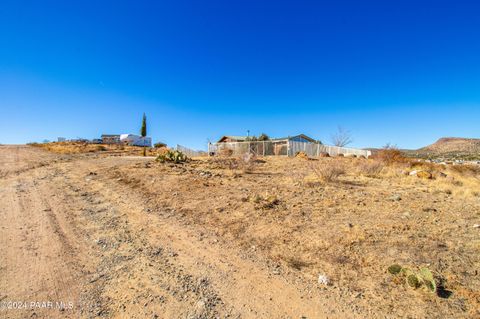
[1,0,479,150]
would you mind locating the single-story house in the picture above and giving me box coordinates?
[216,134,319,144]
[101,134,121,144]
[120,134,152,147]
[210,133,371,158]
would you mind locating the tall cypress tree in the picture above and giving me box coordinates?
[140,113,147,137]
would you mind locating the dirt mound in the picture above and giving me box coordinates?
[420,137,480,154]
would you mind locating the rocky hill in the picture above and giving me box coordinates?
[408,137,480,160]
[420,137,480,153]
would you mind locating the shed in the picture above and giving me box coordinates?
[120,134,152,147]
[101,134,121,144]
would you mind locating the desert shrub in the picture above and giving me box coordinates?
[258,133,270,141]
[218,148,234,157]
[238,152,258,173]
[450,164,480,177]
[208,152,259,173]
[409,161,442,173]
[96,145,107,151]
[373,144,407,165]
[357,160,384,177]
[156,150,188,163]
[154,142,167,148]
[311,160,346,183]
[295,151,309,160]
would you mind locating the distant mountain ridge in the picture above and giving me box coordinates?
[419,137,480,154]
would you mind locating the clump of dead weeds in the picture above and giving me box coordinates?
[310,159,346,183]
[449,164,480,177]
[295,151,309,160]
[356,159,385,177]
[371,144,408,165]
[207,152,261,174]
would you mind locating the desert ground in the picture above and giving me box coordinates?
[0,145,479,318]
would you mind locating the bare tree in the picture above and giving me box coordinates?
[331,126,353,147]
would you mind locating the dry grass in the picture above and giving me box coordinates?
[372,146,407,165]
[450,163,480,176]
[356,159,385,177]
[105,155,480,317]
[107,155,480,317]
[310,159,346,183]
[206,152,261,174]
[217,148,234,157]
[31,141,161,156]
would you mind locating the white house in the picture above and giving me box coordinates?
[119,134,152,147]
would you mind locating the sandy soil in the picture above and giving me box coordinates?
[0,145,479,318]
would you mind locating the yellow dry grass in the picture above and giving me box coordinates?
[30,141,167,156]
[103,155,480,317]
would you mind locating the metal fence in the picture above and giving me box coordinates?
[208,140,371,158]
[208,140,288,156]
[288,141,371,157]
[175,144,205,157]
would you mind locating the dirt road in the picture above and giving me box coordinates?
[3,145,477,318]
[0,146,333,318]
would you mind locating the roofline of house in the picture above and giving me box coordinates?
[216,133,317,143]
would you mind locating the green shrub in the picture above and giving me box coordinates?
[154,142,167,148]
[156,150,187,163]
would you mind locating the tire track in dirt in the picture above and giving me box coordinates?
[1,146,334,318]
[52,162,231,318]
[58,157,330,318]
[0,151,84,319]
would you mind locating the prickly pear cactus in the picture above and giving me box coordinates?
[419,268,436,293]
[407,274,421,288]
[388,264,438,293]
[388,264,402,274]
[156,150,188,163]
